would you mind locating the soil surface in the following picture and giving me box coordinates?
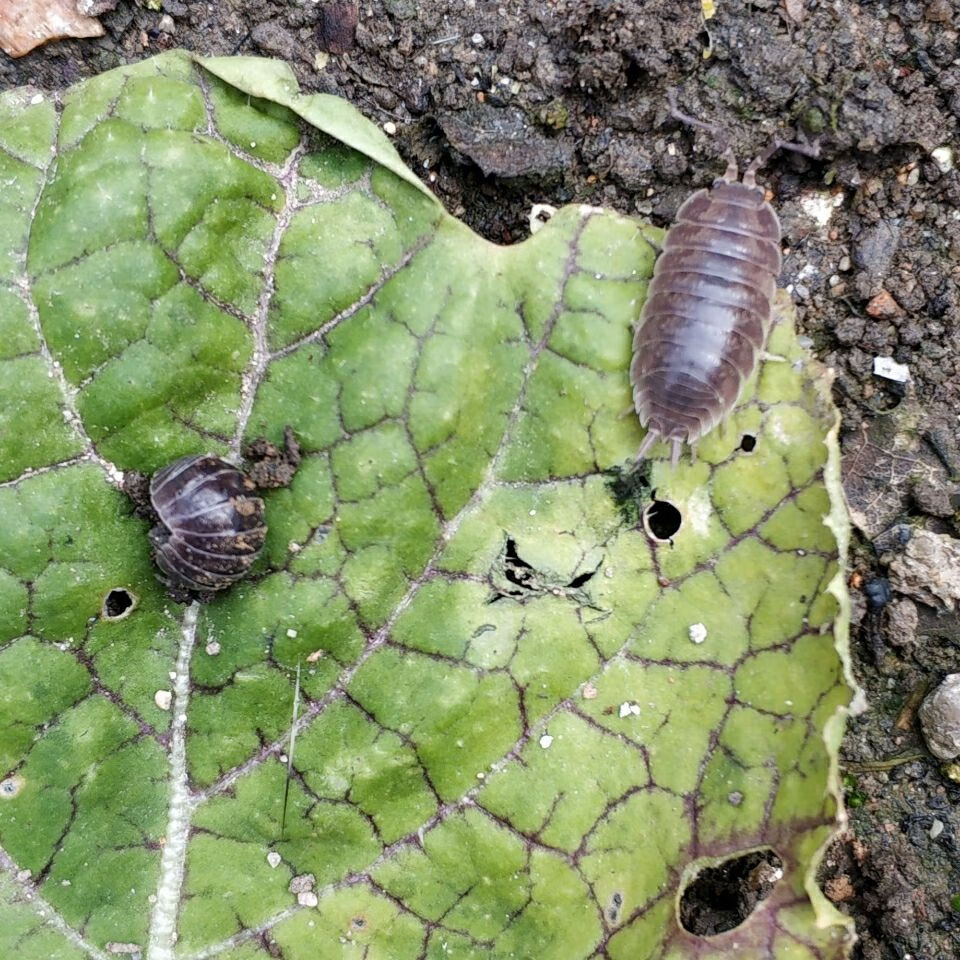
[3,2,960,958]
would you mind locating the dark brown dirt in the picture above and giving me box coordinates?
[3,2,960,957]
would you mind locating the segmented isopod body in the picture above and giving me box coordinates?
[148,455,266,593]
[631,154,780,465]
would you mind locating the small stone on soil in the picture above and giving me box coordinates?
[919,675,960,760]
[885,529,960,611]
[866,290,903,319]
[872,356,910,382]
[886,598,918,647]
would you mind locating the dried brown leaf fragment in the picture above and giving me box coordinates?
[0,0,105,59]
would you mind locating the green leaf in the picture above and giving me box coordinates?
[0,51,856,960]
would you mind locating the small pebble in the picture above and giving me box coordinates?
[872,356,910,383]
[157,14,175,34]
[929,818,945,839]
[297,890,319,908]
[471,32,484,45]
[865,290,903,319]
[919,674,960,760]
[289,873,316,895]
[931,146,954,173]
[154,690,172,711]
[383,121,397,136]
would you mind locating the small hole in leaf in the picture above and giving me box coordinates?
[739,434,757,453]
[607,891,623,922]
[679,848,784,936]
[567,563,601,589]
[102,588,137,621]
[503,537,536,590]
[0,775,24,800]
[643,498,682,541]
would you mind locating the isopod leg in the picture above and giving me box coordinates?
[635,430,660,463]
[720,148,738,183]
[760,349,788,363]
[666,89,731,157]
[670,437,683,468]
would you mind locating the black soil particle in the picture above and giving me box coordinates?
[4,3,960,957]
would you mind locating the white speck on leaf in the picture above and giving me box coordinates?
[689,623,707,644]
[539,734,553,749]
[154,690,172,711]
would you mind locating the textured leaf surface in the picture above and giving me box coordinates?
[0,52,854,960]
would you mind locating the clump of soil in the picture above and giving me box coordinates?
[3,2,960,957]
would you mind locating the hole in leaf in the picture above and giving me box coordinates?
[567,563,600,589]
[0,775,24,800]
[102,588,137,620]
[679,848,784,936]
[739,434,757,453]
[643,497,682,541]
[503,537,535,590]
[607,890,623,922]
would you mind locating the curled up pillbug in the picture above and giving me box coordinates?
[124,427,301,602]
[148,456,266,595]
[631,99,819,467]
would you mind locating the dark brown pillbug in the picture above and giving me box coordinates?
[631,120,818,467]
[123,427,301,602]
[148,455,267,595]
